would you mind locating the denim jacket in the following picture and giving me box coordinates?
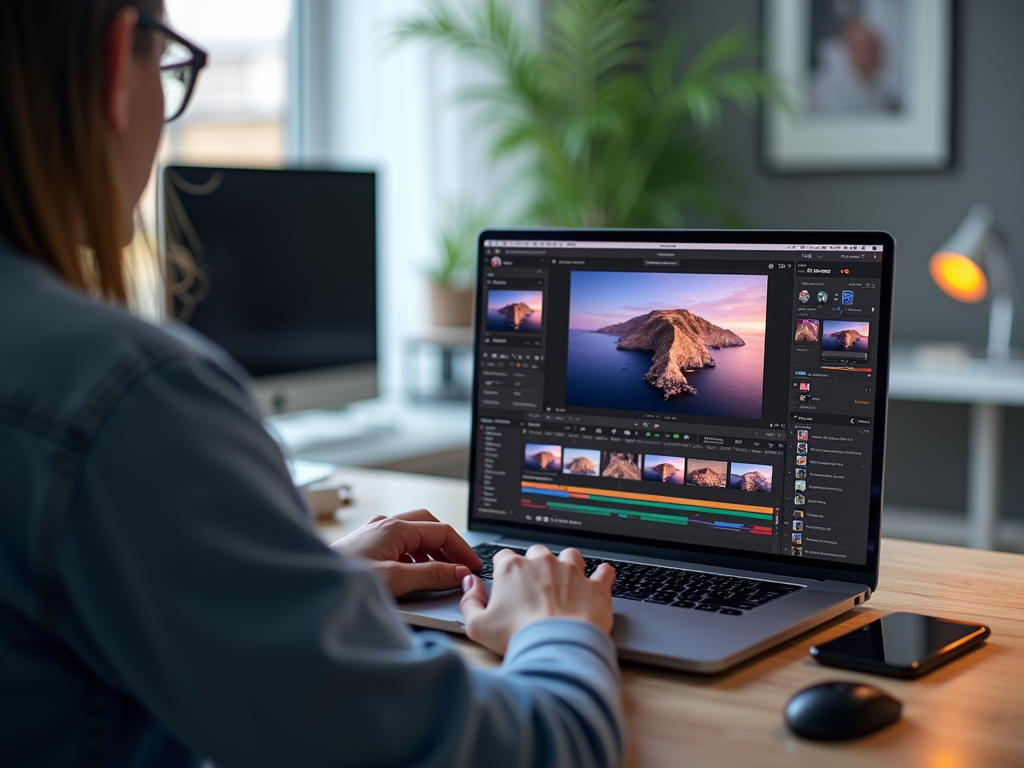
[0,241,625,768]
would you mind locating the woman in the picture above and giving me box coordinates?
[0,2,625,767]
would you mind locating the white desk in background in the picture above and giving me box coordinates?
[889,344,1024,550]
[268,397,472,473]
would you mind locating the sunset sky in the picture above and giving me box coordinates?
[568,272,768,337]
[731,462,773,483]
[563,447,601,466]
[524,443,561,458]
[643,454,687,470]
[488,290,544,313]
[822,320,870,337]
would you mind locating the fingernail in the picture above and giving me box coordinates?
[462,574,473,592]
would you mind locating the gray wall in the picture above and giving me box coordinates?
[654,0,1024,516]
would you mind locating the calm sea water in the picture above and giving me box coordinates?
[642,467,687,484]
[487,309,542,333]
[524,455,561,472]
[565,330,765,419]
[821,335,869,354]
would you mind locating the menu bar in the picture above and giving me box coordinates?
[484,240,884,252]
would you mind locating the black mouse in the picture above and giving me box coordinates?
[785,681,902,741]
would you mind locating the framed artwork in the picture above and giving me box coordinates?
[762,0,954,173]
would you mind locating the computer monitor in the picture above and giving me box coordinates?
[161,166,377,414]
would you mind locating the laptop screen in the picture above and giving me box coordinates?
[469,231,893,573]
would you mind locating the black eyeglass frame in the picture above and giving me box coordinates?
[137,13,208,122]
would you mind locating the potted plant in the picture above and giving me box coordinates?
[428,201,489,327]
[397,0,784,227]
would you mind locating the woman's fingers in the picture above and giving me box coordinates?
[590,562,616,588]
[391,520,483,571]
[557,547,586,574]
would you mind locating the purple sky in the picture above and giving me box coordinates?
[823,320,870,337]
[563,447,601,463]
[488,289,543,313]
[569,272,767,336]
[643,454,687,470]
[730,463,773,483]
[524,443,561,458]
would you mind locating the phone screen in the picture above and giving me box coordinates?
[812,612,989,671]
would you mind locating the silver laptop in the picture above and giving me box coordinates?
[399,229,894,673]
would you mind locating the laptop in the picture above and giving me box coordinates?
[399,228,895,673]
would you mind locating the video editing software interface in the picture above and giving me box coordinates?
[472,237,887,566]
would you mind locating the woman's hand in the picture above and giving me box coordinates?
[330,509,483,597]
[460,545,615,655]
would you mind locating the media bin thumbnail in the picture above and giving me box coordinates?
[685,458,728,488]
[729,462,773,492]
[821,320,870,359]
[487,290,543,332]
[524,443,562,472]
[565,271,767,419]
[795,319,819,343]
[642,455,687,484]
[563,447,601,476]
[601,452,641,481]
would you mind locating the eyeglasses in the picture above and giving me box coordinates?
[137,14,208,123]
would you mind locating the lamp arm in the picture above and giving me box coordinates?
[985,235,1014,361]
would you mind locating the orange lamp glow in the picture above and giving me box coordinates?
[929,251,988,303]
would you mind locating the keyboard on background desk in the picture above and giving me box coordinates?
[472,543,803,616]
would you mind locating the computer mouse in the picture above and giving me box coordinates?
[784,681,902,741]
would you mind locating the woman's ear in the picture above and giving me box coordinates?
[105,7,138,133]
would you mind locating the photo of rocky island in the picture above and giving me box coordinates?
[685,458,728,488]
[562,447,601,476]
[523,443,562,472]
[821,320,870,359]
[601,452,641,481]
[795,318,820,343]
[642,454,687,484]
[486,290,543,333]
[729,462,773,493]
[565,272,767,419]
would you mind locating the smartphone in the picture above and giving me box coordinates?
[810,612,990,678]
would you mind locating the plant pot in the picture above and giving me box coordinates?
[429,281,474,328]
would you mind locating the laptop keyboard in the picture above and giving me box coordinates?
[472,543,803,616]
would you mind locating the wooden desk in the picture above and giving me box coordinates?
[318,466,1024,768]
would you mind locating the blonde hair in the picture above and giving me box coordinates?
[0,0,161,302]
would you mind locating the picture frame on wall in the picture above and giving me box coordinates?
[762,0,954,173]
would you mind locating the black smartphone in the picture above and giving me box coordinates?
[810,612,990,678]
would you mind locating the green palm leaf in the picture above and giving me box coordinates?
[394,0,786,228]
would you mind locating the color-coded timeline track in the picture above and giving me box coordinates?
[521,481,774,536]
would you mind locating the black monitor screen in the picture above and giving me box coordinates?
[163,166,376,379]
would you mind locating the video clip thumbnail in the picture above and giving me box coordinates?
[642,454,687,484]
[562,447,601,476]
[524,443,562,472]
[685,458,729,488]
[601,452,641,481]
[729,462,773,493]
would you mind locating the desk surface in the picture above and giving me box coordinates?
[890,344,1024,405]
[318,466,1024,768]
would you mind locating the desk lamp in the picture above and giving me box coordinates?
[929,204,1015,361]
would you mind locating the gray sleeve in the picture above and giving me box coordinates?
[57,354,626,768]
